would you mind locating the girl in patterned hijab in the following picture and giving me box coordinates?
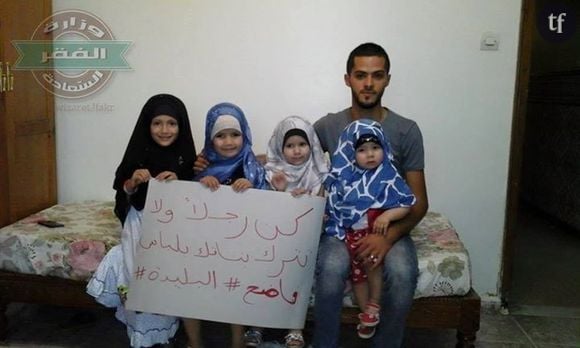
[324,119,415,339]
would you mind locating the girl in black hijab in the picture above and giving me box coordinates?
[113,93,196,224]
[88,94,196,347]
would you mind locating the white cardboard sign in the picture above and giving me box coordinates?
[125,180,325,329]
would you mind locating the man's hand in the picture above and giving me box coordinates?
[354,234,393,270]
[193,152,209,174]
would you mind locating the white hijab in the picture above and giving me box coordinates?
[265,116,328,193]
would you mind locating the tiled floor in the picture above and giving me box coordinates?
[510,203,580,310]
[0,303,578,347]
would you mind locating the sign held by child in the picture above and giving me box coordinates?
[125,179,325,329]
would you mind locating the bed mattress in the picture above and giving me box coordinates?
[0,203,470,298]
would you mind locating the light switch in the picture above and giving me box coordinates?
[480,32,499,51]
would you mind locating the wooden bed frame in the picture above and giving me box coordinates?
[0,270,480,347]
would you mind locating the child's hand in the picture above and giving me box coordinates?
[232,178,252,192]
[200,176,220,191]
[156,171,177,181]
[372,214,391,235]
[271,172,287,191]
[193,151,209,175]
[290,188,309,197]
[126,169,151,192]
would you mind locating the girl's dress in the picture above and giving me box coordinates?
[194,102,266,189]
[264,115,328,193]
[87,94,196,347]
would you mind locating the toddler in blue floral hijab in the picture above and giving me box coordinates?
[324,119,415,339]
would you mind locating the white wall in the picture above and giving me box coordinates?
[53,0,522,297]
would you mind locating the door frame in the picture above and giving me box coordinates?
[500,0,534,305]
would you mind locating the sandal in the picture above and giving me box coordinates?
[356,323,376,339]
[284,332,305,348]
[244,327,263,347]
[358,311,380,327]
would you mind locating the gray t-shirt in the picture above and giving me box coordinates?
[313,107,424,174]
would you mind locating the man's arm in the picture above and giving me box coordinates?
[355,170,428,267]
[384,170,428,243]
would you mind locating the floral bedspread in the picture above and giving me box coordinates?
[0,201,121,280]
[0,203,470,298]
[339,212,471,306]
[411,212,471,298]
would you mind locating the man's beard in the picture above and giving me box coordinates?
[353,88,385,109]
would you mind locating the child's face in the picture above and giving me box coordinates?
[355,142,384,170]
[213,129,243,158]
[150,115,179,147]
[282,135,311,165]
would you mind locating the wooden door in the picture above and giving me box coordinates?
[0,0,55,227]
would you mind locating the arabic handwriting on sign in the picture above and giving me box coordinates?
[157,209,174,224]
[268,252,308,278]
[134,265,217,289]
[254,208,314,240]
[138,231,189,254]
[138,236,158,250]
[208,211,239,220]
[160,269,217,288]
[159,231,189,254]
[151,199,163,213]
[224,216,248,239]
[186,202,208,220]
[215,243,250,263]
[194,241,217,258]
[254,245,275,262]
[242,278,298,305]
[149,199,174,224]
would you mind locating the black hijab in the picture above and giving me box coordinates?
[113,94,196,224]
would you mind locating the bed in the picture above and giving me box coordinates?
[324,212,481,348]
[0,201,480,347]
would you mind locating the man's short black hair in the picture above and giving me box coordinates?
[346,42,390,75]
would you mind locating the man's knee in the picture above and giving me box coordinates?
[315,237,350,291]
[317,237,349,273]
[382,236,418,289]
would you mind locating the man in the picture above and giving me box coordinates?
[312,42,428,348]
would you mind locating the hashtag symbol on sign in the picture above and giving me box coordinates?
[134,266,146,280]
[224,277,240,291]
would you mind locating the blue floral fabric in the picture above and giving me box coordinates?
[194,102,267,189]
[324,119,416,239]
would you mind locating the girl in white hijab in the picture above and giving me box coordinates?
[244,116,328,348]
[265,115,328,196]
